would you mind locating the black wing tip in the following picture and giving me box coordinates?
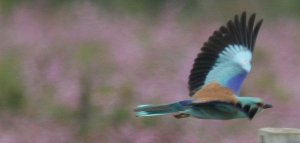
[237,11,264,26]
[224,12,263,50]
[240,11,257,18]
[248,12,264,27]
[255,19,264,30]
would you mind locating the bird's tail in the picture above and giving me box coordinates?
[134,100,192,117]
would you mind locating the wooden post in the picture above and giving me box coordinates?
[259,128,300,143]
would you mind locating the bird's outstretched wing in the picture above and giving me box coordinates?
[188,12,263,96]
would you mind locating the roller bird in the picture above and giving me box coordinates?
[134,12,272,120]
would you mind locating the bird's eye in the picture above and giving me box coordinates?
[256,103,263,107]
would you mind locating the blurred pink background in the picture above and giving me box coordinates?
[0,1,299,143]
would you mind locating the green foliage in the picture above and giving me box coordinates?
[75,42,103,65]
[91,0,167,18]
[49,104,75,123]
[0,0,19,13]
[2,0,300,20]
[0,50,26,112]
[110,84,134,125]
[257,72,289,101]
[140,116,160,127]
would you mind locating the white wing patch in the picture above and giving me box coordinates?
[219,45,252,72]
[204,45,252,86]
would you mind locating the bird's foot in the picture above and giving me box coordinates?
[174,113,190,119]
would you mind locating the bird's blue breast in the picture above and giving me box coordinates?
[226,70,248,94]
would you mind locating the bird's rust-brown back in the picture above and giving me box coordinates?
[192,83,238,104]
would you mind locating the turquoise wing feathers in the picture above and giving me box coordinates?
[188,12,263,96]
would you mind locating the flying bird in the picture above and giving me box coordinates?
[134,12,272,120]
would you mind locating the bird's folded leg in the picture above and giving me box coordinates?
[174,113,190,119]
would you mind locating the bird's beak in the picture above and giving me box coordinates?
[262,103,272,109]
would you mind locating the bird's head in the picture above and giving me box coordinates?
[236,97,272,120]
